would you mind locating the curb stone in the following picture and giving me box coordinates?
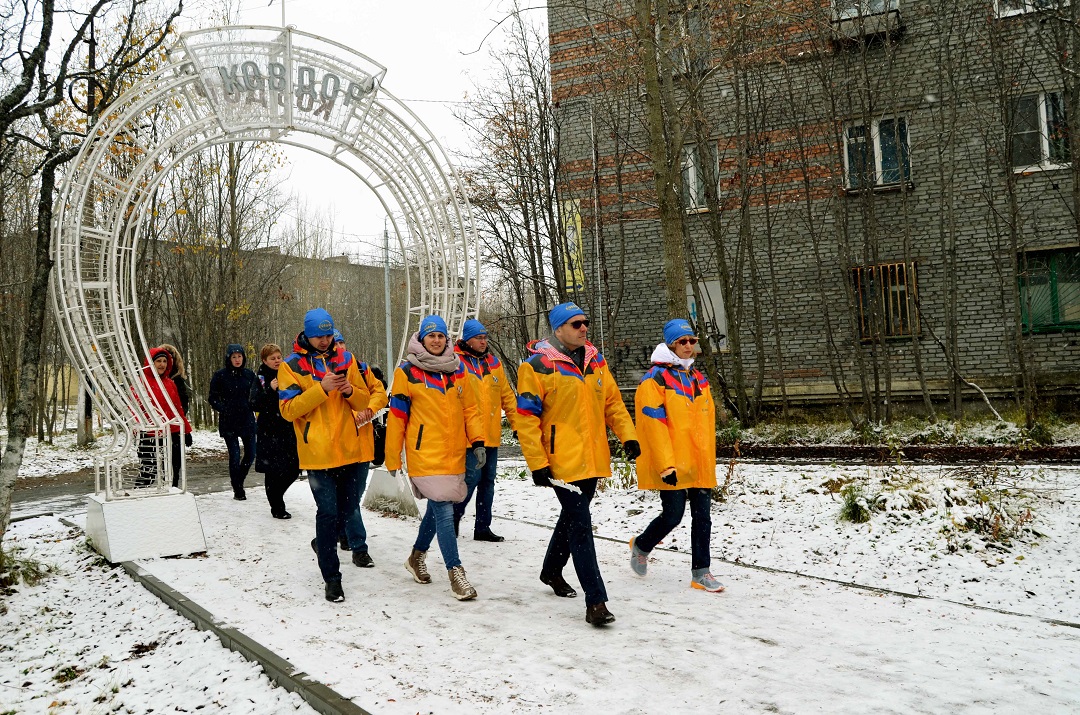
[57,514,373,715]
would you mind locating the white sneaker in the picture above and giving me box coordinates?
[691,568,725,593]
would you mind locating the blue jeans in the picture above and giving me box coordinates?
[414,500,461,570]
[337,462,371,553]
[223,429,256,493]
[454,447,498,533]
[635,488,713,571]
[542,477,608,606]
[308,463,366,583]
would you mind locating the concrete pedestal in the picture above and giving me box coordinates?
[85,490,207,563]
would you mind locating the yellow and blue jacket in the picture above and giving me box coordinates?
[516,339,636,484]
[634,361,716,490]
[277,334,386,470]
[385,360,484,476]
[454,343,519,447]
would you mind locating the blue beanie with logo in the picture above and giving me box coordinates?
[418,315,448,340]
[333,329,344,343]
[462,319,487,341]
[304,308,336,338]
[663,318,695,345]
[548,302,586,331]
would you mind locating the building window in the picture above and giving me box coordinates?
[834,0,898,20]
[1010,92,1070,170]
[681,143,716,211]
[852,262,918,340]
[658,6,709,76]
[1019,249,1080,332]
[845,117,910,189]
[996,0,1062,18]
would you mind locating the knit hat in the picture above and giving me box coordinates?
[333,329,344,344]
[663,319,695,346]
[418,315,448,340]
[462,319,487,341]
[304,308,335,338]
[548,302,586,331]
[225,343,245,357]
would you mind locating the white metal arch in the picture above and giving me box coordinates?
[52,26,479,496]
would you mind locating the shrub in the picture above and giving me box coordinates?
[838,483,873,523]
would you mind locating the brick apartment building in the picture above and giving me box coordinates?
[548,0,1080,417]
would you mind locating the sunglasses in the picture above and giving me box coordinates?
[675,337,699,346]
[569,319,590,329]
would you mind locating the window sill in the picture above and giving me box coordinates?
[684,206,710,215]
[1023,324,1080,334]
[1013,162,1071,175]
[858,334,919,343]
[843,181,915,196]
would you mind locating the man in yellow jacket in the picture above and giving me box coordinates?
[516,302,638,626]
[452,319,519,542]
[278,308,387,603]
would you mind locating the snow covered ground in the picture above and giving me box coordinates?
[5,457,1077,713]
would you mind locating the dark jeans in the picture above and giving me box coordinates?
[336,462,371,552]
[542,477,608,606]
[265,466,299,515]
[635,488,713,571]
[454,447,498,534]
[308,463,366,583]
[223,430,256,494]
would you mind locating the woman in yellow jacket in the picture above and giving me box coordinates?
[629,319,725,593]
[386,315,485,601]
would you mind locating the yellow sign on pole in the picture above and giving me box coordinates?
[562,199,585,295]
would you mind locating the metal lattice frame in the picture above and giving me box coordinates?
[52,26,479,498]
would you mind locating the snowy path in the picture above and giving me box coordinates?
[137,477,1080,714]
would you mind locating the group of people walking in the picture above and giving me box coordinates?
[140,300,726,627]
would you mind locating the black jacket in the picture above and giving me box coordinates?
[249,363,299,473]
[208,345,257,436]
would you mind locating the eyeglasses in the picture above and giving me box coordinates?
[569,319,590,329]
[675,337,699,346]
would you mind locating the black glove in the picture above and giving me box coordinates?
[184,432,193,448]
[661,470,678,486]
[471,442,487,469]
[531,466,553,487]
[622,440,641,460]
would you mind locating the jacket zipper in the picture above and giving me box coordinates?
[415,424,425,450]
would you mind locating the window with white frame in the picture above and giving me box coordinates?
[995,0,1063,18]
[681,143,717,210]
[834,0,898,20]
[1010,92,1070,169]
[844,116,910,189]
[657,6,709,76]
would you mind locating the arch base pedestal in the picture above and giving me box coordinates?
[86,491,207,563]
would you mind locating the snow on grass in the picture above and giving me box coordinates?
[0,517,315,714]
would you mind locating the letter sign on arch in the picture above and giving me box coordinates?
[52,26,479,501]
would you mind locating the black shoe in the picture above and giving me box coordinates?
[233,492,247,500]
[338,535,350,551]
[271,511,292,519]
[352,550,374,568]
[540,572,577,598]
[474,530,505,543]
[585,602,615,626]
[324,580,344,602]
[310,538,317,554]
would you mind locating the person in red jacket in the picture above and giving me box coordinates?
[136,347,192,488]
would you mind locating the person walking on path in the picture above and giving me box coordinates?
[629,319,725,593]
[386,315,485,601]
[278,309,385,602]
[452,319,519,542]
[208,344,258,500]
[249,343,300,520]
[136,347,192,488]
[516,302,639,626]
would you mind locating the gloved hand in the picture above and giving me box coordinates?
[184,432,193,448]
[472,442,487,468]
[531,466,553,487]
[661,469,678,486]
[623,440,641,460]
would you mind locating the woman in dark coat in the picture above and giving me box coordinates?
[249,343,300,518]
[209,343,258,499]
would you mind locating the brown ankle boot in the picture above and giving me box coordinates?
[448,565,477,601]
[585,602,615,626]
[405,548,432,584]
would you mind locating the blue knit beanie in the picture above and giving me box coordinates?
[418,315,448,340]
[548,302,585,331]
[304,308,335,338]
[462,319,487,341]
[663,319,695,346]
[332,329,344,343]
